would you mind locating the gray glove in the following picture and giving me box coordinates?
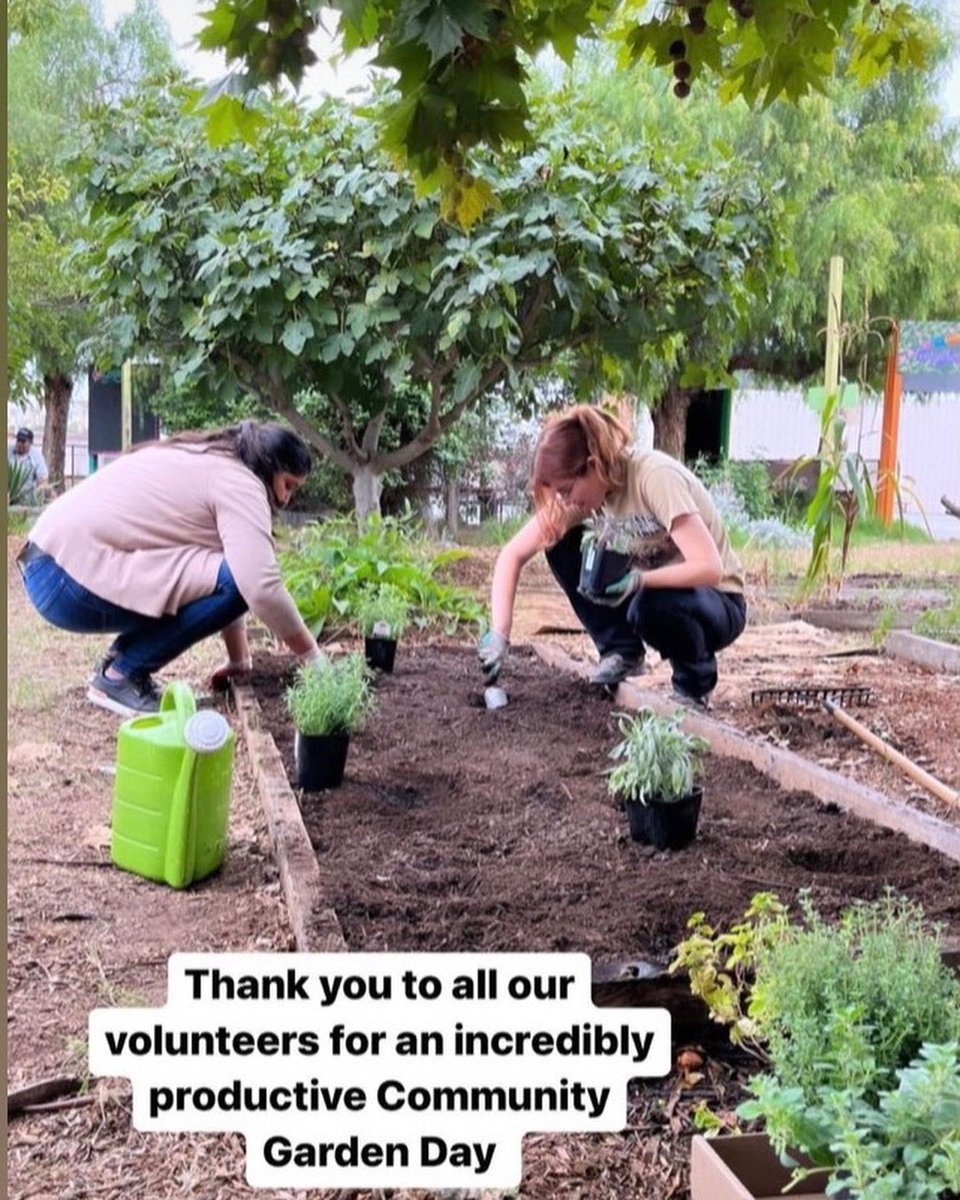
[477,630,509,683]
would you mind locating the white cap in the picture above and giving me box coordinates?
[184,710,232,753]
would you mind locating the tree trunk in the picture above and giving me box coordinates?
[445,479,460,538]
[42,372,72,491]
[651,386,691,460]
[351,466,383,522]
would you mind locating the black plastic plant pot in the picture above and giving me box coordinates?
[578,543,633,600]
[627,787,703,851]
[295,730,350,791]
[364,636,397,673]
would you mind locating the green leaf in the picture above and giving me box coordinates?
[281,317,314,356]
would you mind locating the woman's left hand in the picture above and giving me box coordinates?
[209,658,253,691]
[597,569,644,606]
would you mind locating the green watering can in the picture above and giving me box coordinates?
[111,682,235,889]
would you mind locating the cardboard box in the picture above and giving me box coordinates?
[690,1134,832,1200]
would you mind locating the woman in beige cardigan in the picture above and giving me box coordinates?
[18,420,323,716]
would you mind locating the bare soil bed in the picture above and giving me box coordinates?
[250,644,960,962]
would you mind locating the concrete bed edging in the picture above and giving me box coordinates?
[884,630,960,674]
[531,641,960,864]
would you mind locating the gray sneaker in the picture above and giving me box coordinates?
[589,652,645,687]
[87,668,161,717]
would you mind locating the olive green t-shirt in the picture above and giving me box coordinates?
[601,450,745,594]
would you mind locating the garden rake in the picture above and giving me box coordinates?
[751,684,959,809]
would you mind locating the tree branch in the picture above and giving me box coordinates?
[331,392,361,457]
[942,495,960,520]
[224,349,358,473]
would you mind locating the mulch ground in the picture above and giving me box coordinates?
[251,644,960,962]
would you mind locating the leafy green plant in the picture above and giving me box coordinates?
[279,512,484,637]
[871,601,900,648]
[825,1041,960,1199]
[285,654,375,737]
[582,511,635,555]
[669,892,790,1052]
[606,708,709,806]
[751,893,960,1100]
[742,1040,960,1197]
[354,585,412,639]
[702,891,960,1178]
[795,385,877,597]
[7,457,34,505]
[914,592,960,647]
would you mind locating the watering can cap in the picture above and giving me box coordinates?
[184,710,231,754]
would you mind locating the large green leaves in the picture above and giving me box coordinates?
[75,85,776,490]
[195,0,933,217]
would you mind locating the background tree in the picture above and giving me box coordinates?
[75,84,779,517]
[194,0,934,220]
[549,16,960,452]
[6,0,174,486]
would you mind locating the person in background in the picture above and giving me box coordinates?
[477,405,746,710]
[17,420,324,716]
[8,428,50,504]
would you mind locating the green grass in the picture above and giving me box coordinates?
[845,513,932,546]
[913,591,960,646]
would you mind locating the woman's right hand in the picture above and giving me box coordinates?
[477,630,509,683]
[209,658,253,692]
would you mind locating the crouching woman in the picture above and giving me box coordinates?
[478,405,746,709]
[17,420,324,715]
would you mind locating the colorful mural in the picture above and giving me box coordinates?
[897,321,960,392]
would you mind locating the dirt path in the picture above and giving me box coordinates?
[6,538,318,1200]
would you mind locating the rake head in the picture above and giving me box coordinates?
[750,685,873,709]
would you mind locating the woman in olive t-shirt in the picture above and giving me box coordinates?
[477,405,746,708]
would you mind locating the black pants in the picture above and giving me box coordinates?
[545,525,747,699]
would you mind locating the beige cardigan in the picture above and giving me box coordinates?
[30,444,310,642]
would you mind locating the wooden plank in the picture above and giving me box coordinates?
[231,683,347,953]
[531,642,960,863]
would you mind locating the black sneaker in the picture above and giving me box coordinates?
[87,668,161,717]
[589,652,645,687]
[672,685,712,712]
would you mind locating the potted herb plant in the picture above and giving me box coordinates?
[678,892,960,1200]
[607,708,709,850]
[355,585,411,674]
[285,653,375,791]
[578,513,636,601]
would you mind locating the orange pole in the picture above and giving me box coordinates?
[876,322,902,525]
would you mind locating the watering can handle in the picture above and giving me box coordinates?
[160,681,197,731]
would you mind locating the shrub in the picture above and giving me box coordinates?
[354,585,412,639]
[8,458,34,505]
[279,511,484,636]
[606,708,709,806]
[285,653,375,737]
[914,592,960,647]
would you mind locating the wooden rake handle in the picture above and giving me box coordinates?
[824,699,959,809]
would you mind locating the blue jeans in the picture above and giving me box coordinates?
[20,553,248,676]
[545,524,747,698]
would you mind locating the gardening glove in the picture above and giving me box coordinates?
[595,568,645,607]
[477,630,509,684]
[209,657,253,692]
[297,646,329,672]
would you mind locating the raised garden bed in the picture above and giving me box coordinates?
[247,644,960,960]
